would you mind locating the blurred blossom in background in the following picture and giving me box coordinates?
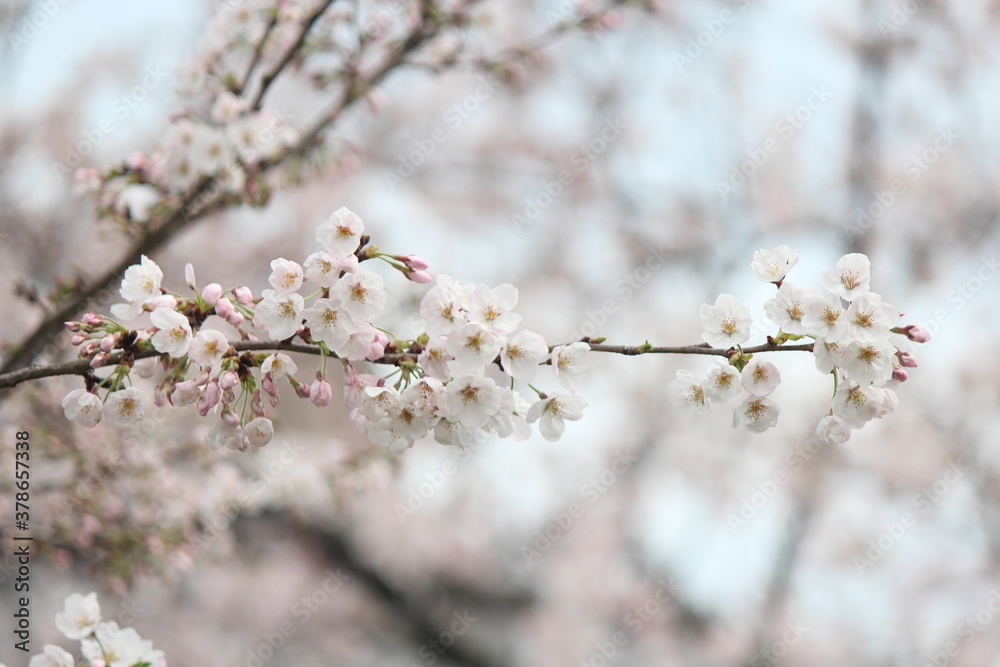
[1,0,999,665]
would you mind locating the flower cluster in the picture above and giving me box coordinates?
[670,246,928,442]
[63,208,590,452]
[8,592,166,667]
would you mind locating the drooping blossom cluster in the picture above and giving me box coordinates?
[668,245,929,442]
[6,592,166,667]
[63,207,590,452]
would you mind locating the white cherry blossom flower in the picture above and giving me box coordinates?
[206,420,244,450]
[302,298,356,350]
[802,292,848,341]
[446,323,501,376]
[261,352,297,377]
[244,417,274,447]
[116,183,160,222]
[332,269,387,319]
[29,644,75,667]
[706,362,742,402]
[417,336,453,380]
[741,358,781,397]
[55,592,101,640]
[550,342,591,392]
[667,369,710,415]
[434,419,477,448]
[751,245,799,284]
[401,378,447,422]
[815,414,851,445]
[119,255,163,303]
[105,388,147,426]
[468,283,522,334]
[842,291,894,343]
[361,386,402,421]
[841,340,896,385]
[339,322,378,361]
[150,307,193,357]
[526,393,587,442]
[316,207,364,256]
[699,294,752,348]
[420,275,472,336]
[813,338,846,374]
[268,258,304,294]
[81,622,146,667]
[763,282,816,336]
[732,396,780,432]
[500,330,548,384]
[446,375,502,429]
[254,289,305,340]
[833,380,883,428]
[821,253,871,301]
[188,329,229,367]
[304,251,356,288]
[62,389,103,428]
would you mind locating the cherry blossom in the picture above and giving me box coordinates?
[763,281,816,336]
[527,394,588,442]
[550,342,591,392]
[55,592,100,640]
[667,369,710,415]
[268,258,304,294]
[150,307,193,357]
[500,330,549,383]
[316,206,365,256]
[706,362,742,402]
[188,329,230,367]
[733,395,780,433]
[751,244,799,284]
[446,375,502,429]
[332,270,387,319]
[28,645,75,667]
[446,323,502,376]
[254,289,305,340]
[302,298,356,350]
[105,388,148,426]
[699,294,752,348]
[740,358,781,397]
[468,283,522,334]
[821,253,871,301]
[62,389,103,428]
[815,414,851,445]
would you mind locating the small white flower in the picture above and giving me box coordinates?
[116,183,160,222]
[261,352,297,377]
[815,415,851,445]
[366,417,417,453]
[468,283,522,334]
[150,307,192,357]
[802,292,848,341]
[741,358,781,397]
[304,251,356,288]
[302,298,356,352]
[841,340,896,385]
[55,592,100,640]
[821,253,871,301]
[732,396,780,433]
[842,292,893,343]
[268,258,304,294]
[813,337,846,374]
[188,329,229,367]
[417,336,453,380]
[526,393,587,442]
[119,255,163,303]
[446,323,501,376]
[189,124,231,176]
[500,330,548,384]
[420,275,473,336]
[105,388,147,426]
[316,207,364,256]
[62,389,103,428]
[339,322,378,361]
[81,622,146,667]
[361,386,402,422]
[206,420,243,450]
[833,380,883,429]
[433,418,476,448]
[705,362,742,402]
[332,269,387,319]
[211,90,249,123]
[550,342,591,392]
[445,375,502,429]
[667,369,710,415]
[700,294,752,349]
[401,377,447,422]
[763,282,816,336]
[254,289,305,340]
[751,245,799,284]
[29,645,75,667]
[244,417,274,447]
[170,380,201,407]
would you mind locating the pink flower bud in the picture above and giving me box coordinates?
[215,297,234,318]
[82,313,104,325]
[197,397,212,417]
[251,390,266,416]
[202,380,221,407]
[153,384,168,407]
[898,352,918,368]
[262,374,278,398]
[401,254,430,271]
[185,263,197,291]
[150,294,178,310]
[892,366,908,382]
[65,321,81,332]
[227,310,245,327]
[311,377,333,407]
[81,340,100,356]
[202,283,223,306]
[99,334,117,353]
[293,379,311,399]
[898,324,931,343]
[221,408,241,427]
[171,380,200,407]
[405,269,432,284]
[90,352,110,368]
[233,286,254,305]
[339,254,359,273]
[219,370,239,390]
[71,333,88,346]
[194,371,210,386]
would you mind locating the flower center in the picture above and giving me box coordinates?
[281,273,297,289]
[858,346,878,364]
[483,305,501,321]
[169,327,186,342]
[465,333,484,352]
[848,386,867,407]
[841,271,861,290]
[507,345,524,360]
[822,307,840,325]
[788,302,804,320]
[278,302,295,318]
[721,317,737,335]
[746,400,766,421]
[351,284,367,302]
[336,225,354,239]
[460,386,479,404]
[689,386,705,404]
[854,312,873,328]
[753,366,768,383]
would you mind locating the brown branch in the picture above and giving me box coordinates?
[0,339,815,390]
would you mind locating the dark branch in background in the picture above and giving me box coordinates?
[0,340,816,389]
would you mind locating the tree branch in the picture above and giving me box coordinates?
[0,339,815,390]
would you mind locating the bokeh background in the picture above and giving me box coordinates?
[2,0,999,665]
